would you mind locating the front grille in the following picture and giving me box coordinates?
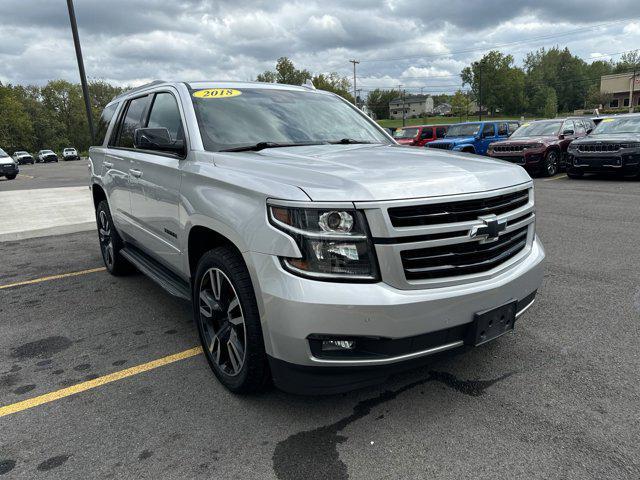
[574,156,621,167]
[427,142,453,150]
[577,143,620,152]
[493,144,534,152]
[388,189,529,227]
[401,225,528,280]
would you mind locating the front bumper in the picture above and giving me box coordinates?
[490,150,545,168]
[568,153,640,174]
[248,236,545,393]
[0,164,19,176]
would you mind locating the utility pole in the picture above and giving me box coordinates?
[478,63,483,121]
[66,0,94,142]
[399,84,406,127]
[630,66,637,113]
[349,59,359,107]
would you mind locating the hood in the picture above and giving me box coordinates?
[214,144,531,202]
[571,133,640,144]
[492,136,558,146]
[432,136,474,145]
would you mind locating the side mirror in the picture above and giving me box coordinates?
[134,128,185,155]
[586,128,593,134]
[562,129,574,136]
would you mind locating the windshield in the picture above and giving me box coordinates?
[445,123,481,137]
[15,151,28,155]
[592,116,640,134]
[0,148,8,157]
[511,121,562,138]
[191,88,390,151]
[393,128,419,139]
[42,150,54,154]
[64,149,76,153]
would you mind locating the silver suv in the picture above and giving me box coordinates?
[89,81,544,394]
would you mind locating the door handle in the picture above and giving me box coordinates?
[129,169,143,178]
[103,161,113,168]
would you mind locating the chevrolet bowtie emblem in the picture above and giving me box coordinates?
[470,215,506,242]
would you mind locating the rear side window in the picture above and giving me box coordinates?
[508,122,520,134]
[482,123,495,136]
[420,128,432,139]
[96,103,117,146]
[436,127,446,138]
[115,95,149,148]
[147,93,185,142]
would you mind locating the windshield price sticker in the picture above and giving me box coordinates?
[601,118,615,123]
[193,88,242,99]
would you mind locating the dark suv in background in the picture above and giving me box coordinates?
[567,114,640,179]
[488,117,595,176]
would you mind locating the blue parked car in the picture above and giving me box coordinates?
[426,120,520,155]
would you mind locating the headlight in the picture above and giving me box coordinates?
[268,203,379,281]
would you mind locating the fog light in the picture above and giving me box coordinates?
[322,340,355,351]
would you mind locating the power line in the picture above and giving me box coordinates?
[359,18,637,64]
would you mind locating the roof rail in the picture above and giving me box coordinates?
[111,80,167,102]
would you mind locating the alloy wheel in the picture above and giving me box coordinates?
[198,268,247,376]
[546,152,558,176]
[98,210,114,269]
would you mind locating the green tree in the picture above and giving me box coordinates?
[0,84,34,152]
[461,51,525,115]
[311,72,353,102]
[365,88,398,120]
[450,90,472,120]
[256,57,311,85]
[542,87,558,118]
[613,50,640,73]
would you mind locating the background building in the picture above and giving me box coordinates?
[600,72,640,111]
[389,95,434,119]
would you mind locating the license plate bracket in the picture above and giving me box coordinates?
[466,301,517,347]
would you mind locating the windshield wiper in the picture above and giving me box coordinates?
[220,141,323,152]
[328,138,373,145]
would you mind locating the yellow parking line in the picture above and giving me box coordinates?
[0,267,106,290]
[0,346,203,418]
[544,174,567,181]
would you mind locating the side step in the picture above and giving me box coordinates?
[120,246,191,301]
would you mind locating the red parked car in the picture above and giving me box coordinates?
[393,125,448,146]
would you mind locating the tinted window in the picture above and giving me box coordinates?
[498,123,508,135]
[147,93,184,142]
[482,123,495,136]
[436,127,446,138]
[116,96,149,148]
[420,128,432,139]
[562,120,575,134]
[96,103,118,146]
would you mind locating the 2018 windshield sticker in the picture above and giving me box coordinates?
[193,88,242,99]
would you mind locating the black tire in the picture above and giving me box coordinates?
[6,174,16,180]
[542,150,559,177]
[566,170,583,179]
[193,247,270,394]
[96,200,133,275]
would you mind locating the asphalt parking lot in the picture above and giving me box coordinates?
[1,173,639,479]
[0,160,88,191]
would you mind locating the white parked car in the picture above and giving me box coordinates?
[62,147,80,161]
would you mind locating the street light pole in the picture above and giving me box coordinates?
[66,0,95,142]
[349,59,359,107]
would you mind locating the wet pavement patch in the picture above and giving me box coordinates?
[0,373,21,388]
[138,450,153,461]
[272,370,513,480]
[37,455,70,471]
[10,336,72,359]
[73,363,91,372]
[12,384,36,395]
[0,459,16,475]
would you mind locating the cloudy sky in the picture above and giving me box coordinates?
[0,0,638,94]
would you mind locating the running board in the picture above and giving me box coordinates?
[120,247,191,301]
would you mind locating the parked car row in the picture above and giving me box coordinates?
[399,114,639,179]
[0,148,20,180]
[10,147,81,164]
